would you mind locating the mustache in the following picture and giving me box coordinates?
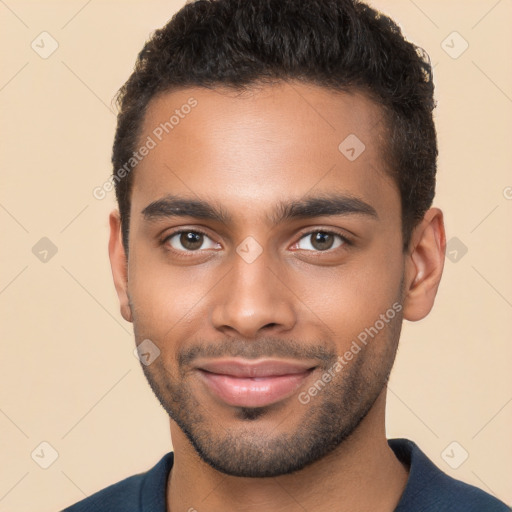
[177,337,336,368]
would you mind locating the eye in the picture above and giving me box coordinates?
[294,230,349,252]
[164,230,219,252]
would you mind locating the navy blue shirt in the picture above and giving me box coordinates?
[62,438,509,511]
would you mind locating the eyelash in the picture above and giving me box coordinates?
[160,228,353,258]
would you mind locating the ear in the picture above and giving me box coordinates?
[402,207,446,322]
[108,210,133,323]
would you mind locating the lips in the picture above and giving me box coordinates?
[195,358,316,408]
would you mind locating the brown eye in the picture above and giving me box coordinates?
[296,231,346,251]
[165,230,218,252]
[180,232,203,250]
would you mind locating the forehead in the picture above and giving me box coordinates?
[130,81,398,225]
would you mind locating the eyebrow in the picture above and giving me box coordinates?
[141,193,378,225]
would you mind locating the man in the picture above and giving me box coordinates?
[63,0,509,510]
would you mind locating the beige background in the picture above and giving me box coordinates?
[0,0,511,510]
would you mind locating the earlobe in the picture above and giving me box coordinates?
[402,208,446,322]
[108,210,133,323]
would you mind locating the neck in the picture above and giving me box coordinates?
[167,389,409,512]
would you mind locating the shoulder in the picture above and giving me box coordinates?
[60,452,174,512]
[61,473,144,512]
[389,438,510,512]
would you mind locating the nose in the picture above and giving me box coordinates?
[210,250,297,339]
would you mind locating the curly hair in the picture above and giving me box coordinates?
[112,0,437,254]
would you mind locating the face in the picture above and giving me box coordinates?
[111,82,413,478]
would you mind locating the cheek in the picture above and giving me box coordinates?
[128,254,217,336]
[297,245,403,343]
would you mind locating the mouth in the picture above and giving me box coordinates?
[195,358,317,408]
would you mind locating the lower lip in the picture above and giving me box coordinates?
[198,369,313,408]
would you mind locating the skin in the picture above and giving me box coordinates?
[109,81,446,512]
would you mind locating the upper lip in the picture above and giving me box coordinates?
[196,358,317,378]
